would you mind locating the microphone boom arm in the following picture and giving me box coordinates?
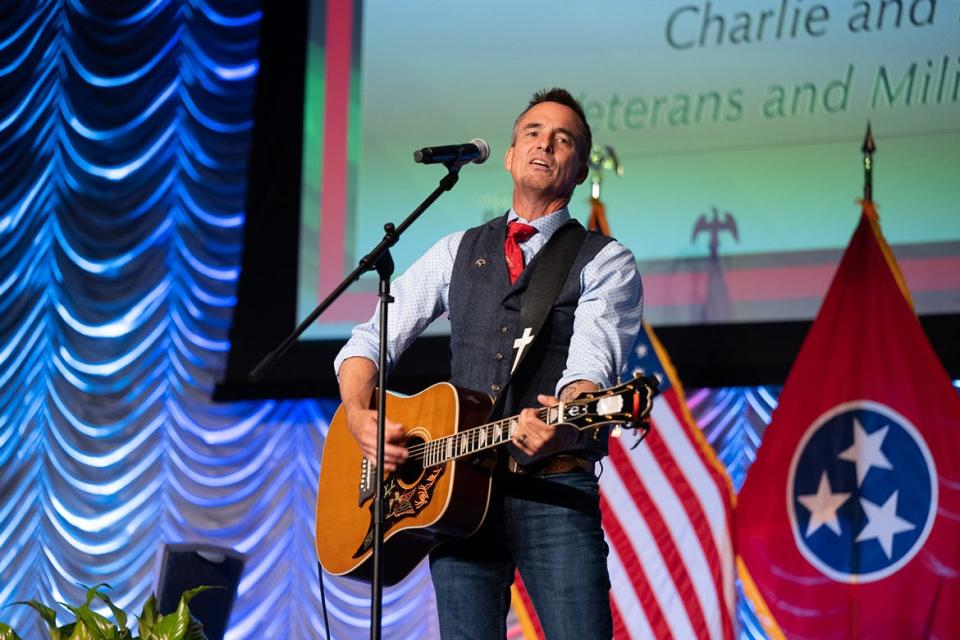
[247,166,461,382]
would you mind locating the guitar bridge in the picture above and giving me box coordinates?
[358,458,375,506]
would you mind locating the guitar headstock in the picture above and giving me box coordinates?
[559,375,659,432]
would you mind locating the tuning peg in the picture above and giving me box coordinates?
[611,425,623,438]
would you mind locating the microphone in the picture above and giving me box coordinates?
[413,138,490,166]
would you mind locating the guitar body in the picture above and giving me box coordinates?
[316,382,494,585]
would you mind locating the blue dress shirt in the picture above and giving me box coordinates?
[334,208,643,395]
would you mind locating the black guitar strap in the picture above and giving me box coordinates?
[489,219,587,418]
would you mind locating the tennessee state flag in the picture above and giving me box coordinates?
[737,204,960,638]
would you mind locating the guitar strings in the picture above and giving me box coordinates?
[401,407,551,461]
[401,384,641,461]
[365,382,650,467]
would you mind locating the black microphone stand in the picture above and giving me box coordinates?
[249,164,462,640]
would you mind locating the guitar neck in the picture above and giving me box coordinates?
[400,375,655,469]
[409,405,562,467]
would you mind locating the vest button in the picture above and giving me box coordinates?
[491,383,500,392]
[494,352,503,361]
[499,325,509,333]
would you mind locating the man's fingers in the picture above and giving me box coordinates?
[346,408,410,471]
[513,413,546,454]
[364,441,408,463]
[365,441,408,456]
[513,434,532,455]
[385,420,406,443]
[537,393,558,406]
[519,407,545,427]
[386,443,408,462]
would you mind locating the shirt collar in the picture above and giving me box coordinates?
[507,207,571,242]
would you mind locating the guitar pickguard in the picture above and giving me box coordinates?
[352,464,445,559]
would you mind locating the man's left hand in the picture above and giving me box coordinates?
[512,381,598,460]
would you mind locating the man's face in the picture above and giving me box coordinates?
[504,101,588,203]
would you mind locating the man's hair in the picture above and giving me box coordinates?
[513,88,592,162]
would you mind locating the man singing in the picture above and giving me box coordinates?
[335,88,642,639]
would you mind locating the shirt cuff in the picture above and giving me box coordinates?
[555,372,610,398]
[333,344,381,379]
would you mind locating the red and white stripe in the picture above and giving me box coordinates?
[599,390,736,640]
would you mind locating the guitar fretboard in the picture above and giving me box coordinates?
[407,405,563,467]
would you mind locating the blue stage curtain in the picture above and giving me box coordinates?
[0,1,448,637]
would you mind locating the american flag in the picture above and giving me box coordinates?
[511,321,737,639]
[510,198,737,638]
[601,322,736,639]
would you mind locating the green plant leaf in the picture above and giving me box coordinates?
[151,587,214,640]
[81,585,112,609]
[151,610,187,640]
[12,600,67,639]
[136,595,158,640]
[174,587,215,610]
[60,604,117,640]
[73,607,119,640]
[0,622,24,640]
[12,600,57,630]
[91,589,127,631]
[64,618,95,640]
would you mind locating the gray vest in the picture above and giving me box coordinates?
[448,215,614,461]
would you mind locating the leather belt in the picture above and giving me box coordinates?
[507,454,594,476]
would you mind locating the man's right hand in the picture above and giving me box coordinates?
[338,356,409,472]
[345,407,409,472]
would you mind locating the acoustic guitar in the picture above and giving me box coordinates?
[315,375,657,585]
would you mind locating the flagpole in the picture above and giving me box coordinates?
[862,122,876,204]
[851,125,877,637]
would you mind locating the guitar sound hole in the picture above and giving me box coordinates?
[398,435,425,485]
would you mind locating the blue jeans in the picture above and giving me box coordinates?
[429,470,612,639]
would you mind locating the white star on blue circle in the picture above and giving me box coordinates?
[787,401,937,583]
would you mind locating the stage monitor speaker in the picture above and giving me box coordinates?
[157,543,246,640]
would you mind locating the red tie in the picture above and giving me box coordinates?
[504,221,538,284]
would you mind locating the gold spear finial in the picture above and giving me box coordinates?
[588,144,624,201]
[587,145,624,236]
[862,122,876,203]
